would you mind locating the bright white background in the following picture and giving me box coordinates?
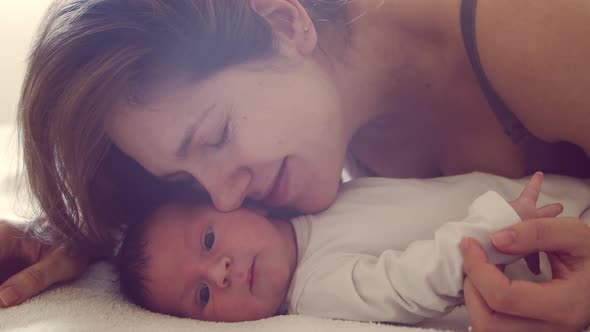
[0,1,53,125]
[0,1,51,220]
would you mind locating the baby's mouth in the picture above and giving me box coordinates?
[249,256,257,293]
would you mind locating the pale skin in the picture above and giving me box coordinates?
[139,204,297,322]
[2,0,590,330]
[136,172,561,323]
[462,219,590,332]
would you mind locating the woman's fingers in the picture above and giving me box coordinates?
[0,245,87,307]
[0,220,89,308]
[523,253,541,275]
[491,217,590,255]
[463,277,559,332]
[0,257,30,284]
[0,221,34,261]
[461,237,579,324]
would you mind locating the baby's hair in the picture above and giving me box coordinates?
[116,186,211,310]
[116,211,156,309]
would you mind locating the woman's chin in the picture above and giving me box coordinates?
[295,187,339,214]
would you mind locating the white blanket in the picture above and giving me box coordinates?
[0,262,469,332]
[0,123,582,332]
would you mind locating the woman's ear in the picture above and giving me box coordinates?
[250,0,317,56]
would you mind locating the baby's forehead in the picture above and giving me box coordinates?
[142,204,202,244]
[146,203,231,239]
[146,203,261,238]
[150,203,211,225]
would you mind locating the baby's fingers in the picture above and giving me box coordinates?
[519,171,544,203]
[536,203,563,219]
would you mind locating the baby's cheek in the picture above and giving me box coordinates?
[213,296,265,322]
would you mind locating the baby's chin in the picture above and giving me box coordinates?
[237,279,291,321]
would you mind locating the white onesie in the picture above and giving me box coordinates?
[286,173,590,323]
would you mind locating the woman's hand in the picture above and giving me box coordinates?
[0,219,89,307]
[461,217,590,332]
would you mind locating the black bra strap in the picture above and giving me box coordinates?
[460,0,529,144]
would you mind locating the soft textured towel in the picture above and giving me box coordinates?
[0,262,468,332]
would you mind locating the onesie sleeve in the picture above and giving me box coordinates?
[290,191,522,323]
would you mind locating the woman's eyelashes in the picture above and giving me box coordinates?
[203,226,215,251]
[207,120,231,149]
[163,171,193,183]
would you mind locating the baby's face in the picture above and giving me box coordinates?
[142,204,297,322]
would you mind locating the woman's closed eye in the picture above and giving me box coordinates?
[161,171,193,183]
[207,120,231,149]
[203,226,215,251]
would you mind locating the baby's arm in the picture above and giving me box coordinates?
[293,191,521,323]
[292,174,563,324]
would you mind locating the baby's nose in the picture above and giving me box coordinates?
[209,256,231,288]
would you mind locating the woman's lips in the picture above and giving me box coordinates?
[264,158,288,207]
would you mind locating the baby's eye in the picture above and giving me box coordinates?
[203,226,215,251]
[198,283,210,305]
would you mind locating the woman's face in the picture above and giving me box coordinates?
[108,60,348,213]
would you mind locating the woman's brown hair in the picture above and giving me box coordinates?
[18,0,347,255]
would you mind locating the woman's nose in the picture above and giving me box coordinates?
[208,256,231,289]
[205,167,252,212]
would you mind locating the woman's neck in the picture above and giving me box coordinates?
[317,0,458,138]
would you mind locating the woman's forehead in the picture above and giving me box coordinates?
[105,90,218,170]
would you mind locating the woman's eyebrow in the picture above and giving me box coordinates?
[175,104,217,160]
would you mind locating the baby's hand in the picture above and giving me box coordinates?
[507,172,563,275]
[509,172,563,221]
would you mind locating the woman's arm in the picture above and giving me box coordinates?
[476,0,590,152]
[0,220,89,307]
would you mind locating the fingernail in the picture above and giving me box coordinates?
[0,287,20,306]
[491,229,517,247]
[460,238,470,253]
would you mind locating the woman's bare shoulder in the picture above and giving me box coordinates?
[475,0,590,152]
